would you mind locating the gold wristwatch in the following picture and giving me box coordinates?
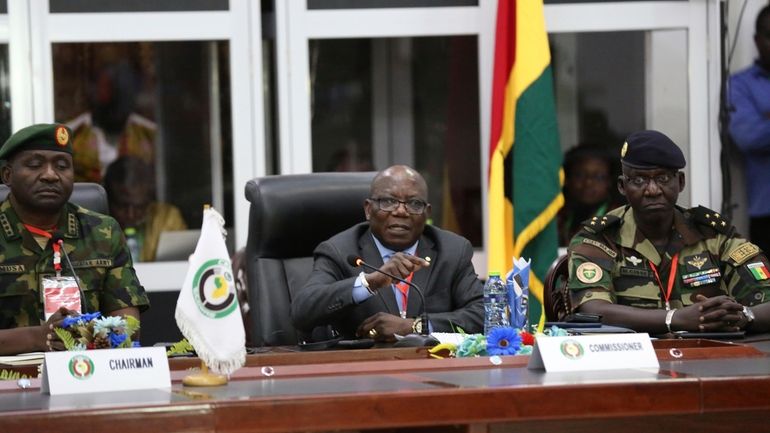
[411,317,423,334]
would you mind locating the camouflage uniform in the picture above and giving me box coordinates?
[0,199,149,329]
[567,205,770,311]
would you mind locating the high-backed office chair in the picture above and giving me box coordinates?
[244,171,377,347]
[543,254,571,321]
[0,182,109,215]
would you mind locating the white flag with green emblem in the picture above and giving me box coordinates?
[175,207,245,375]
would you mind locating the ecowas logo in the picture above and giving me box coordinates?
[68,355,95,380]
[560,339,585,360]
[192,259,237,318]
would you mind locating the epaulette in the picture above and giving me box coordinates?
[581,214,621,234]
[689,205,732,235]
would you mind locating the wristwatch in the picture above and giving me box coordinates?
[743,306,756,324]
[411,317,423,334]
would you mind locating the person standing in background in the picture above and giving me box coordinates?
[729,5,770,253]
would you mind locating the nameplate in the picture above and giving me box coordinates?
[40,347,170,395]
[527,333,659,372]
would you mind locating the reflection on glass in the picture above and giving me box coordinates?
[310,36,481,246]
[0,45,10,144]
[552,29,689,246]
[52,42,233,261]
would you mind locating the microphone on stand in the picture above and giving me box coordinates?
[347,255,438,347]
[52,233,88,314]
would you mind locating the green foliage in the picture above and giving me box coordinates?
[125,315,140,336]
[166,338,195,357]
[0,369,30,381]
[54,327,78,350]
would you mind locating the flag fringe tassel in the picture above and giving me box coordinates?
[175,309,246,376]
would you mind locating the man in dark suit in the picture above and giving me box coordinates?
[291,165,483,341]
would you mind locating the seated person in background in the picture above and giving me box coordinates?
[291,165,483,341]
[103,156,187,262]
[558,143,621,246]
[567,130,770,335]
[0,124,149,355]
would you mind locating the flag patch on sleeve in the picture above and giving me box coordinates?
[747,262,770,281]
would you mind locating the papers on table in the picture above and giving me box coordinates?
[0,352,45,366]
[430,332,466,346]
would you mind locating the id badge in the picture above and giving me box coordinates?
[42,276,81,320]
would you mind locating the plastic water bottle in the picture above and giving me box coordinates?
[125,227,141,262]
[484,272,510,335]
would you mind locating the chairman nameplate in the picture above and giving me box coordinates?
[41,347,171,395]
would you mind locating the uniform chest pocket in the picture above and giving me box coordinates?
[0,274,34,298]
[70,259,112,294]
[679,255,723,305]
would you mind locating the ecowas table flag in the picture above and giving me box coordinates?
[175,207,245,375]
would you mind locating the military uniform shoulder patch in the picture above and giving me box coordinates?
[690,205,731,234]
[728,242,761,265]
[576,262,603,284]
[581,214,621,234]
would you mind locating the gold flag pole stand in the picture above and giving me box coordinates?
[182,361,228,386]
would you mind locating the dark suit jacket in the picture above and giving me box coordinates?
[291,223,484,338]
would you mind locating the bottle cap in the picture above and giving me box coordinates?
[489,271,500,277]
[125,227,136,236]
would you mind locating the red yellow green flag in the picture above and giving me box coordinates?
[487,0,564,331]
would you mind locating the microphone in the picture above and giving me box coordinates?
[347,255,436,347]
[52,233,88,314]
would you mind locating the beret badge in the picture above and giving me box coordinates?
[55,126,69,147]
[621,142,628,158]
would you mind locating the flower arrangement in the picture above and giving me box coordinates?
[429,326,568,359]
[53,312,140,351]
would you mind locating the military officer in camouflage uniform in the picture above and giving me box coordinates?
[567,130,770,335]
[0,123,149,355]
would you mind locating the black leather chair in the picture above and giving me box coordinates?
[244,171,377,346]
[543,254,571,321]
[0,182,109,215]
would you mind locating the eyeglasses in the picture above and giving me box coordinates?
[622,172,678,188]
[370,197,428,215]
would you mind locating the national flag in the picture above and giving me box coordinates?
[748,262,770,281]
[175,207,245,375]
[487,0,564,331]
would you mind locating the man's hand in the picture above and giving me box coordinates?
[365,253,430,290]
[675,294,744,332]
[40,306,76,351]
[357,312,414,342]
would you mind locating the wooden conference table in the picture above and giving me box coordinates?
[2,338,770,433]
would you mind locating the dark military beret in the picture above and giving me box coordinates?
[0,123,73,161]
[620,130,686,169]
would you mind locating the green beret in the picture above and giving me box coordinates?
[620,130,686,170]
[0,123,73,161]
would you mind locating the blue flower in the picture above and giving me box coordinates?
[132,341,142,348]
[108,332,128,348]
[60,311,102,329]
[486,327,522,356]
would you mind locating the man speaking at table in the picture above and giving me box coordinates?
[567,130,770,335]
[291,165,483,341]
[0,124,149,355]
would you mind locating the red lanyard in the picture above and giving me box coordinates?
[395,273,414,318]
[24,224,62,273]
[649,253,678,311]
